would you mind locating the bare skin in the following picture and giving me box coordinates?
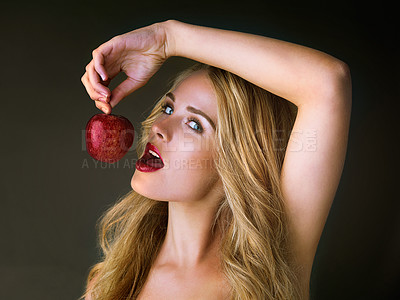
[137,228,230,300]
[82,20,352,299]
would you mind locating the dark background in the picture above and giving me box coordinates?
[1,1,398,299]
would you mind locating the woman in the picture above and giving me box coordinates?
[81,20,352,299]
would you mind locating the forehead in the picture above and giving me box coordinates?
[172,70,217,119]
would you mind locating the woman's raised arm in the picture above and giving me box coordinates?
[164,20,350,107]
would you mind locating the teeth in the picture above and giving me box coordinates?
[149,149,160,159]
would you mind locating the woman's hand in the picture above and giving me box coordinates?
[81,22,170,114]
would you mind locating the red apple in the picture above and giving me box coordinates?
[85,113,134,163]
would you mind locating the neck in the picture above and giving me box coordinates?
[157,200,222,268]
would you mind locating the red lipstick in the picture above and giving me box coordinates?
[135,142,164,172]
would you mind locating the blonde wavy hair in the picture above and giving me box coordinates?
[82,63,300,299]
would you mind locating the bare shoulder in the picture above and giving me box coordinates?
[84,291,93,300]
[84,274,99,300]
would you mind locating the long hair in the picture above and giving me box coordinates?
[82,63,300,299]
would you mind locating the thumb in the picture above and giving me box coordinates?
[109,77,147,108]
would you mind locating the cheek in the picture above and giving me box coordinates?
[171,138,217,172]
[169,151,217,193]
[168,153,215,174]
[180,133,215,153]
[147,151,213,200]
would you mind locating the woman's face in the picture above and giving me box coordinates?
[131,70,223,204]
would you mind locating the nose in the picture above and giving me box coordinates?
[151,118,171,142]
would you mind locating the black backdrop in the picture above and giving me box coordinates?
[1,1,398,299]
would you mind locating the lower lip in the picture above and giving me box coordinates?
[135,158,164,172]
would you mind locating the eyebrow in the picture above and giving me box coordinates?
[166,92,216,131]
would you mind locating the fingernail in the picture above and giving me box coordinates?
[100,73,106,81]
[101,93,109,101]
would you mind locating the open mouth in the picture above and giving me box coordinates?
[138,142,164,169]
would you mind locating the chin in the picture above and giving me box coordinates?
[130,171,141,193]
[130,173,166,202]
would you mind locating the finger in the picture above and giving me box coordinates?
[101,77,112,87]
[109,77,146,108]
[92,48,110,82]
[94,99,112,114]
[87,60,111,101]
[81,72,97,99]
[81,72,108,103]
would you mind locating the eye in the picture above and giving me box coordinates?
[187,117,203,133]
[161,104,173,115]
[161,103,204,133]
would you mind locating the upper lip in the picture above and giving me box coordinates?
[146,142,164,163]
